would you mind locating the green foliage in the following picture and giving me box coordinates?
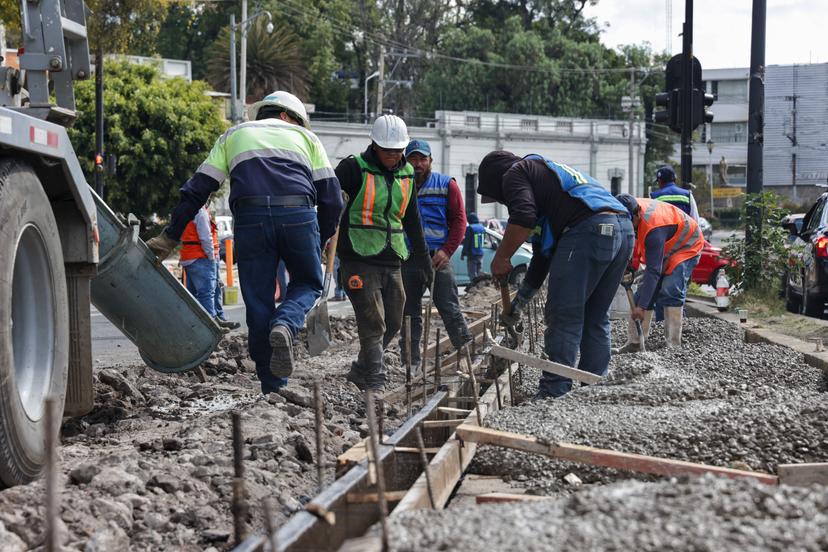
[67,60,226,221]
[86,0,169,54]
[721,192,793,294]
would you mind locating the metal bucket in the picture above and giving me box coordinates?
[90,192,222,373]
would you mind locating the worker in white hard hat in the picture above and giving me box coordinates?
[334,115,433,390]
[147,91,344,395]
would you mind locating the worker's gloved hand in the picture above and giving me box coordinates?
[146,231,179,261]
[420,264,434,290]
[502,282,538,328]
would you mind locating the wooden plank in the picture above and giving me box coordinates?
[392,368,512,514]
[337,535,382,552]
[422,419,464,429]
[393,446,441,454]
[475,493,552,504]
[778,463,828,486]
[455,425,779,486]
[438,406,473,415]
[489,345,602,384]
[345,490,409,504]
[337,439,368,466]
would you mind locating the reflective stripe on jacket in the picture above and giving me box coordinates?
[469,223,486,256]
[523,154,629,256]
[651,183,692,216]
[347,154,414,259]
[633,198,704,275]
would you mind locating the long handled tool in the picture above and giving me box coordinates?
[621,281,645,352]
[307,229,340,356]
[499,282,521,349]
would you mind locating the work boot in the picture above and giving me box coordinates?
[613,311,653,354]
[346,361,369,390]
[269,325,295,378]
[664,306,684,349]
[215,316,241,330]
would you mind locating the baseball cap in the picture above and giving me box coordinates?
[405,139,431,158]
[656,165,676,182]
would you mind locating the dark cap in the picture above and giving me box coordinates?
[405,139,431,158]
[615,193,640,217]
[477,151,520,204]
[656,165,676,183]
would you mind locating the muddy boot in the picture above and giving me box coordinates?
[346,361,368,390]
[269,325,295,378]
[613,311,653,354]
[215,316,241,330]
[664,306,683,349]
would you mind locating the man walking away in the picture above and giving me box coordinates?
[180,204,217,320]
[147,91,343,394]
[477,151,634,399]
[462,212,486,280]
[399,139,472,372]
[334,115,433,390]
[615,195,704,351]
[650,165,700,222]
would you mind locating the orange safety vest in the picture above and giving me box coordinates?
[180,209,219,261]
[632,198,703,275]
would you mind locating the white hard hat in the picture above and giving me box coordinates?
[248,91,311,129]
[370,115,409,149]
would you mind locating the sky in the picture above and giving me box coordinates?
[584,0,828,68]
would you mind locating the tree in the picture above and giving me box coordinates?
[85,0,169,54]
[67,60,226,221]
[206,17,308,103]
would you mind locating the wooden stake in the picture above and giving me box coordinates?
[262,497,279,552]
[507,362,516,406]
[415,426,436,509]
[365,391,390,551]
[313,381,324,494]
[231,411,248,545]
[455,425,780,485]
[463,345,483,426]
[404,316,412,418]
[44,396,59,552]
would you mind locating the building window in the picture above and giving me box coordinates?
[465,115,481,128]
[711,122,747,143]
[520,119,538,131]
[556,121,573,133]
[713,79,748,103]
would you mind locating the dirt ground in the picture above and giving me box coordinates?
[0,282,498,551]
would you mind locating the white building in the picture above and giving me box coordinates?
[314,110,645,220]
[681,63,828,204]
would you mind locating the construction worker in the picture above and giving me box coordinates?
[651,165,699,222]
[334,116,433,390]
[462,212,486,280]
[477,151,634,399]
[615,195,704,351]
[399,139,472,372]
[180,204,218,320]
[209,210,241,330]
[147,91,343,394]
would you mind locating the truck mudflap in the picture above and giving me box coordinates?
[91,191,223,373]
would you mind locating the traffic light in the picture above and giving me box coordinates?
[654,89,681,133]
[692,89,715,129]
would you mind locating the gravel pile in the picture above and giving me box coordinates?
[385,475,828,551]
[474,317,828,493]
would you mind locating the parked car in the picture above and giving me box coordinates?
[691,241,730,286]
[783,196,828,316]
[451,227,533,286]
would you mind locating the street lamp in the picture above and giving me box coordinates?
[229,8,273,124]
[364,71,379,124]
[707,139,715,217]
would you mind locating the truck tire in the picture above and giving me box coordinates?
[0,160,69,488]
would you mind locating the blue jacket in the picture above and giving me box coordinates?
[416,171,453,251]
[650,183,692,215]
[463,223,486,258]
[524,154,629,256]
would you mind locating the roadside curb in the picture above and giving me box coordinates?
[686,299,828,374]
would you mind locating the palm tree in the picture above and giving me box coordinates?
[207,18,309,104]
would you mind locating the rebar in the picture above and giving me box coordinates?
[231,411,248,545]
[365,391,390,551]
[314,381,324,494]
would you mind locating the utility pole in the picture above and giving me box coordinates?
[375,45,385,117]
[628,68,636,195]
[229,13,238,124]
[239,0,248,119]
[94,42,104,197]
[785,65,798,202]
[680,0,694,188]
[745,0,766,289]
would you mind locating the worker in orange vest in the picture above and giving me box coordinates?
[615,195,704,350]
[180,205,222,323]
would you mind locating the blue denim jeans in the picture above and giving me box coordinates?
[467,256,483,280]
[233,206,323,394]
[648,255,700,315]
[541,213,635,397]
[185,257,217,317]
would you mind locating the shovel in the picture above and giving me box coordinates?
[306,229,340,356]
[621,281,645,352]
